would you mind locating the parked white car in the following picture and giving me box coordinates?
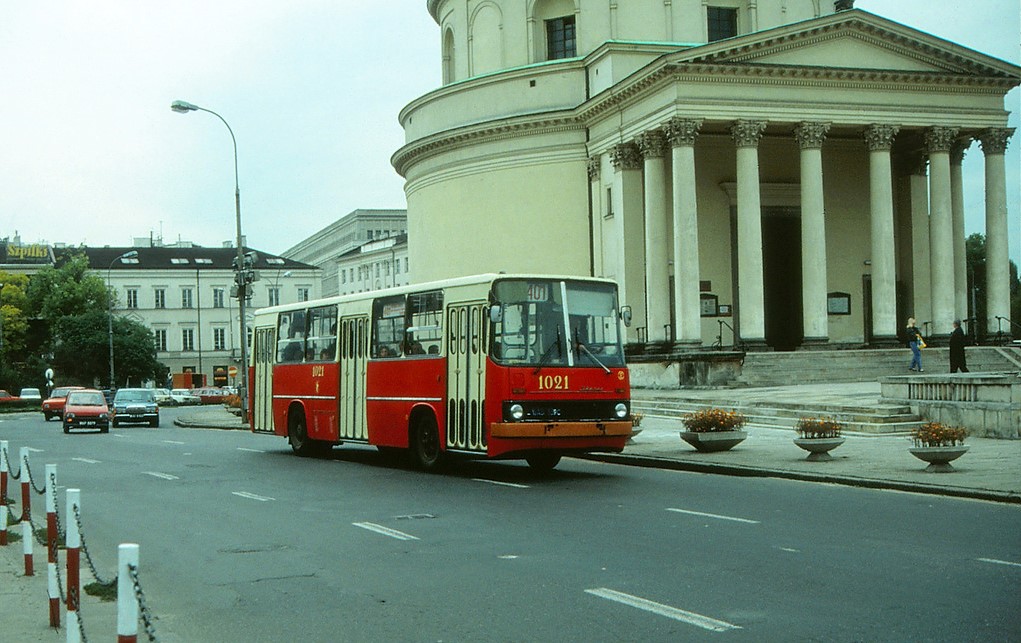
[152,389,173,405]
[169,389,201,405]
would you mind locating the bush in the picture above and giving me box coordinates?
[682,408,747,432]
[222,394,241,409]
[796,417,843,439]
[911,422,968,448]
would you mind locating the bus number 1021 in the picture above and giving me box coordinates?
[537,375,569,390]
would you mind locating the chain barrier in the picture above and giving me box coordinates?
[71,587,90,643]
[29,511,48,546]
[23,457,46,495]
[129,563,159,642]
[50,474,66,541]
[3,447,21,480]
[54,540,67,603]
[72,503,113,586]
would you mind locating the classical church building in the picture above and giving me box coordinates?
[393,1,1019,350]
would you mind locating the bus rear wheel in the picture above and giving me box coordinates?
[526,453,562,472]
[411,415,443,471]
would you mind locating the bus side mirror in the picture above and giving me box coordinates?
[489,305,502,324]
[620,305,632,327]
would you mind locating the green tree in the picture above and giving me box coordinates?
[0,271,31,391]
[51,311,163,387]
[26,253,109,321]
[965,233,1020,341]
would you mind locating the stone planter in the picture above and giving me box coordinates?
[680,430,747,453]
[793,437,846,462]
[909,445,970,473]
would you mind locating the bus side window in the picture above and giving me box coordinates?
[406,290,443,358]
[372,295,406,359]
[277,310,306,363]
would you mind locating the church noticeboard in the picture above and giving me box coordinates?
[827,292,851,315]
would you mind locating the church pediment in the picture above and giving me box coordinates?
[674,9,1020,81]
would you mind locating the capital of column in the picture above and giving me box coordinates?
[864,124,899,151]
[950,138,971,166]
[610,141,642,171]
[977,127,1016,155]
[587,156,601,181]
[793,121,831,150]
[925,126,960,155]
[637,130,668,159]
[665,117,703,147]
[731,120,767,148]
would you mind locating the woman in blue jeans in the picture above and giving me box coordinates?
[905,317,923,371]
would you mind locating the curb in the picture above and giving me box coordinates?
[580,452,1021,505]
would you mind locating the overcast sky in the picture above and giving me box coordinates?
[1,1,1018,263]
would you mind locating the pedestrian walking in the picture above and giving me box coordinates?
[949,319,969,373]
[905,317,924,372]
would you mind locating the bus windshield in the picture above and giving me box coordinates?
[489,279,625,369]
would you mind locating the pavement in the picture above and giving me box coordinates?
[172,383,1021,505]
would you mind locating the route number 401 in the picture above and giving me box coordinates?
[537,375,569,390]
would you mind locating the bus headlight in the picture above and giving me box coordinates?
[510,404,524,420]
[615,403,628,419]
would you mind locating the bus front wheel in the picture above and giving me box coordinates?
[411,415,443,471]
[526,453,562,472]
[288,411,318,457]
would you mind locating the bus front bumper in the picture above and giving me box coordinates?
[490,420,634,439]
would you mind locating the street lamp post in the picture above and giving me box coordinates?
[171,100,250,415]
[108,250,139,390]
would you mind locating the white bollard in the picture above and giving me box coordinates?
[65,489,81,643]
[0,440,7,546]
[20,447,32,575]
[118,543,140,643]
[46,464,60,627]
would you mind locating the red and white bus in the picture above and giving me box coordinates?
[249,274,634,471]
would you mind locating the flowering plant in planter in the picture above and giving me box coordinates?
[795,417,843,439]
[682,408,747,433]
[911,422,968,448]
[631,412,645,429]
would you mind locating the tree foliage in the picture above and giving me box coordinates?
[26,253,109,321]
[52,311,163,387]
[965,233,1020,340]
[0,271,30,358]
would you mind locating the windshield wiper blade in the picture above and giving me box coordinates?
[533,326,562,374]
[574,331,611,374]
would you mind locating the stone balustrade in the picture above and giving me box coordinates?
[880,372,1021,438]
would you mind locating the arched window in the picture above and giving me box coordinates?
[442,28,455,84]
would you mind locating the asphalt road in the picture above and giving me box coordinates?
[2,407,1019,642]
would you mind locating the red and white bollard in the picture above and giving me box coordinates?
[117,543,140,643]
[46,463,60,628]
[65,488,81,643]
[21,447,33,576]
[0,440,8,547]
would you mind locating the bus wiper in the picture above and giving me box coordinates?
[533,326,562,375]
[574,330,611,374]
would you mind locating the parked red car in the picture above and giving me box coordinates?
[62,389,111,434]
[42,386,85,421]
[0,390,19,404]
[192,387,227,404]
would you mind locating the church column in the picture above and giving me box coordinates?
[610,141,647,341]
[926,126,959,337]
[638,130,670,343]
[908,156,932,326]
[731,120,768,346]
[950,139,969,322]
[588,156,604,277]
[666,117,703,347]
[978,128,1015,335]
[794,121,831,344]
[864,124,899,343]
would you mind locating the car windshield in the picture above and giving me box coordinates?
[51,387,75,398]
[116,390,153,402]
[68,392,105,406]
[489,279,625,369]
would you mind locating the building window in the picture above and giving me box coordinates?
[404,257,409,272]
[154,329,167,352]
[546,16,576,60]
[181,288,193,309]
[126,289,138,309]
[341,271,347,284]
[154,288,166,309]
[268,287,280,307]
[212,288,225,309]
[707,6,738,41]
[182,328,194,351]
[298,288,310,302]
[213,328,226,351]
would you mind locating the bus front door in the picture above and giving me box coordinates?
[339,315,368,441]
[252,326,275,433]
[446,303,487,453]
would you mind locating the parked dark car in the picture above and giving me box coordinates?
[63,389,111,434]
[42,386,86,421]
[111,388,160,427]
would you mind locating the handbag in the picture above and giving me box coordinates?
[916,334,926,349]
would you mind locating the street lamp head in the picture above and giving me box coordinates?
[171,100,199,113]
[120,250,139,260]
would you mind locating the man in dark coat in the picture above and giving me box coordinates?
[949,319,969,373]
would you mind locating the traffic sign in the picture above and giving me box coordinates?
[228,366,238,378]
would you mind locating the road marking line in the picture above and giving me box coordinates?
[72,458,100,464]
[779,547,800,553]
[352,522,419,541]
[26,447,44,453]
[978,557,1021,568]
[666,508,760,524]
[232,491,275,502]
[473,478,529,489]
[585,588,742,632]
[162,440,186,445]
[237,447,265,453]
[143,471,179,480]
